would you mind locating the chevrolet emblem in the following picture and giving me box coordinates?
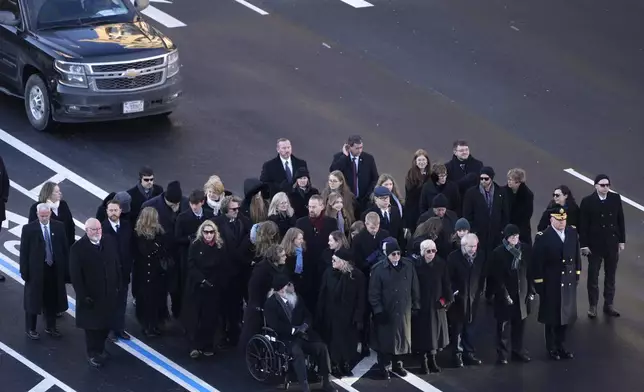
[123,69,140,79]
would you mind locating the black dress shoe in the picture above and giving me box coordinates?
[44,328,62,338]
[603,305,621,317]
[464,353,482,366]
[511,351,531,363]
[428,354,441,373]
[331,365,343,379]
[341,362,354,377]
[558,348,574,359]
[588,305,597,318]
[548,350,561,360]
[88,357,103,368]
[391,366,408,377]
[116,331,131,340]
[453,353,464,368]
[380,368,391,380]
[0,273,6,281]
[497,357,508,365]
[99,351,111,361]
[25,330,40,340]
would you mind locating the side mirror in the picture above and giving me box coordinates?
[134,0,149,11]
[0,11,19,27]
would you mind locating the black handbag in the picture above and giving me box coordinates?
[154,242,175,271]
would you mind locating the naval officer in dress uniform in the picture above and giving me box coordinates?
[532,207,581,361]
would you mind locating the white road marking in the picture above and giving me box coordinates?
[0,341,76,392]
[149,0,173,3]
[330,375,361,392]
[393,372,443,392]
[564,168,644,212]
[339,0,374,8]
[342,349,377,385]
[510,25,520,31]
[235,0,269,15]
[28,378,57,392]
[141,5,187,28]
[30,173,67,195]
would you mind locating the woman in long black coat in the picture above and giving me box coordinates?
[132,207,170,337]
[412,239,453,374]
[238,244,287,352]
[404,150,431,233]
[316,248,365,378]
[537,185,580,231]
[490,225,534,365]
[181,220,228,358]
[28,181,76,247]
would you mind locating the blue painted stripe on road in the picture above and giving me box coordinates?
[0,256,214,392]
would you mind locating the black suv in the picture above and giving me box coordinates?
[0,0,182,131]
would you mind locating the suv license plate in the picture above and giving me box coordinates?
[123,100,144,114]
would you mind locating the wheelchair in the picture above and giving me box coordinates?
[245,307,317,390]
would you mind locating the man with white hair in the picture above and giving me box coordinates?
[446,233,485,367]
[264,275,337,392]
[70,218,122,368]
[20,203,70,340]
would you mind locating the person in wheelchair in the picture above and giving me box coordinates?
[264,275,337,392]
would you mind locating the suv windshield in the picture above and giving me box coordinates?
[25,0,135,29]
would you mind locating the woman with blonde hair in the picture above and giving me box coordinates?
[241,178,269,224]
[324,192,354,234]
[28,181,75,246]
[133,207,170,337]
[281,227,306,282]
[182,221,227,358]
[253,221,280,260]
[267,192,296,238]
[404,149,431,231]
[203,175,231,217]
[321,170,357,221]
[323,230,349,271]
[316,248,365,377]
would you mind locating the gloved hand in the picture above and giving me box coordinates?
[294,323,309,334]
[506,295,514,306]
[84,297,94,306]
[373,312,389,325]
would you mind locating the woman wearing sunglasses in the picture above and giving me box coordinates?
[537,185,579,231]
[183,220,227,359]
[411,239,453,374]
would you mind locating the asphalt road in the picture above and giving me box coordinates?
[1,0,644,391]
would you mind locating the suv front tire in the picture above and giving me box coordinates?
[24,74,56,132]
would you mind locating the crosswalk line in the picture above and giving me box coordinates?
[339,0,374,8]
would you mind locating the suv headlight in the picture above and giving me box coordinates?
[54,60,88,88]
[167,50,180,78]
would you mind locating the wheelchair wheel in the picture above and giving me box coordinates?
[246,335,276,382]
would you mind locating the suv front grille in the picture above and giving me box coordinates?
[91,58,165,73]
[94,72,163,91]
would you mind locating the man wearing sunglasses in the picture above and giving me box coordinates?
[368,240,420,380]
[578,174,626,319]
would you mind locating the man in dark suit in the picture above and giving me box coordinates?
[329,135,379,213]
[215,195,253,348]
[532,207,581,361]
[20,203,70,339]
[70,218,122,368]
[0,154,9,282]
[101,198,133,342]
[444,140,484,202]
[260,138,308,198]
[462,166,510,301]
[295,195,337,313]
[578,174,625,318]
[126,166,164,225]
[264,274,336,392]
[361,186,404,246]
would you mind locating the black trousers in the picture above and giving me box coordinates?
[544,324,568,351]
[450,319,476,355]
[111,281,129,332]
[26,263,59,331]
[85,329,109,357]
[220,279,243,345]
[587,250,619,306]
[496,317,525,357]
[291,338,331,384]
[25,312,56,331]
[377,352,403,369]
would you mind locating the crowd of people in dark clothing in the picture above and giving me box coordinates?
[0,136,627,392]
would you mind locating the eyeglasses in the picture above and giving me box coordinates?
[203,230,215,234]
[553,193,562,197]
[390,251,401,256]
[480,176,490,181]
[425,249,437,254]
[142,177,154,182]
[597,183,610,188]
[229,207,239,211]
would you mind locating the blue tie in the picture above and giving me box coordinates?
[44,226,53,266]
[285,161,293,183]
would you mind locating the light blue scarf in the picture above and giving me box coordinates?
[295,247,304,274]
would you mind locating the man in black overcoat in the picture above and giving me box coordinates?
[295,194,337,313]
[260,138,308,198]
[0,154,9,282]
[126,166,163,225]
[578,174,626,318]
[490,224,534,365]
[20,203,69,339]
[361,186,404,246]
[462,166,509,301]
[101,198,134,341]
[503,168,534,246]
[533,207,581,361]
[447,233,485,367]
[444,140,484,202]
[264,275,337,392]
[70,218,122,368]
[215,195,252,347]
[329,135,379,213]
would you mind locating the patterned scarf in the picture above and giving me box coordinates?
[503,238,522,270]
